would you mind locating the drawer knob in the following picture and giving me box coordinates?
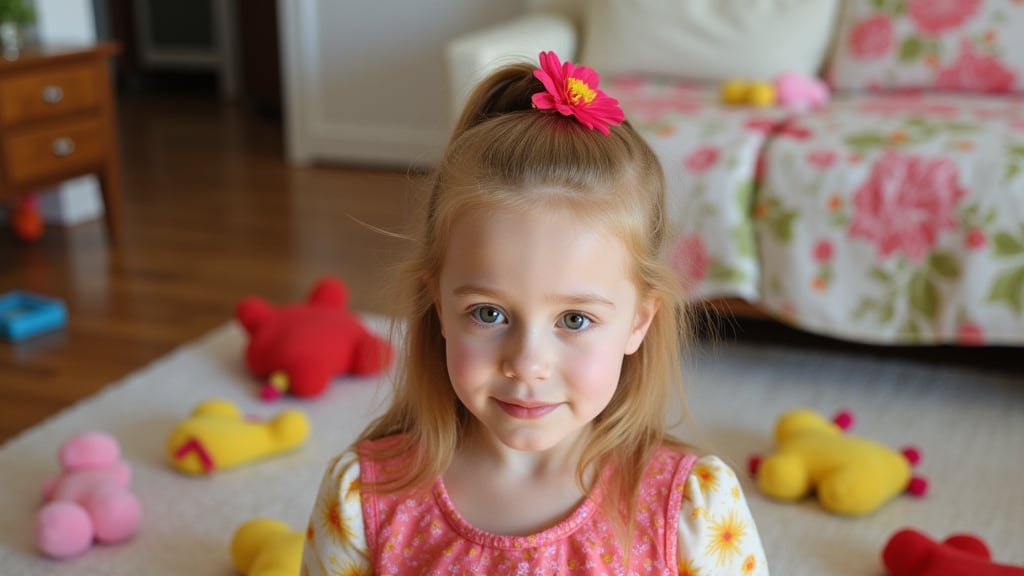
[42,85,64,104]
[52,137,76,157]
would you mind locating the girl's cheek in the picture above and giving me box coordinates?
[578,343,628,387]
[447,336,497,375]
[586,357,622,390]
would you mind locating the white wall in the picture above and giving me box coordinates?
[31,0,105,226]
[280,0,529,169]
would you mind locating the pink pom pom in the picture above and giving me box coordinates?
[260,385,282,402]
[35,502,93,559]
[59,432,120,470]
[907,476,928,497]
[748,455,762,476]
[901,446,922,466]
[832,409,854,431]
[90,489,142,543]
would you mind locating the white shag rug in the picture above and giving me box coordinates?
[0,318,1021,575]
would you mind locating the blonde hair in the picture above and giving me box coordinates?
[356,63,691,531]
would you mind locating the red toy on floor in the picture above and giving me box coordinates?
[883,528,1024,576]
[11,195,44,242]
[236,276,392,400]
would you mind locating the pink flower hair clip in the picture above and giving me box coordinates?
[531,51,625,135]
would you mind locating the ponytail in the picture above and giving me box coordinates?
[450,63,542,142]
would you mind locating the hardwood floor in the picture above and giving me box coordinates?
[0,92,421,443]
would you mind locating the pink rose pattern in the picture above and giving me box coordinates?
[965,228,987,250]
[849,15,894,59]
[834,0,1022,93]
[807,150,838,169]
[671,234,710,289]
[907,0,982,35]
[957,321,986,345]
[813,240,834,263]
[936,39,1017,94]
[849,150,967,263]
[610,76,703,121]
[684,146,720,173]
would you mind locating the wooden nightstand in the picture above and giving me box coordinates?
[0,42,122,242]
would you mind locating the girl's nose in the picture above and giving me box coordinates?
[502,327,551,382]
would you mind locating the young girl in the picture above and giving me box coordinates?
[301,52,768,575]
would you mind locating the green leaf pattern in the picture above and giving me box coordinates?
[987,226,1024,315]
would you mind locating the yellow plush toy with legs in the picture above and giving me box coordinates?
[166,399,310,474]
[749,408,927,516]
[231,518,303,576]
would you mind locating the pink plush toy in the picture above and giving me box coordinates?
[774,71,830,112]
[34,432,142,559]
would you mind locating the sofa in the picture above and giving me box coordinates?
[447,0,1024,347]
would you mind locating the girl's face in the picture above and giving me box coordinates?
[435,203,657,453]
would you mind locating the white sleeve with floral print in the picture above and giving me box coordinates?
[677,455,769,575]
[301,452,373,576]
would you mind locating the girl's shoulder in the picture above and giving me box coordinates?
[319,434,413,487]
[645,449,738,493]
[354,433,421,485]
[647,442,702,470]
[356,433,412,457]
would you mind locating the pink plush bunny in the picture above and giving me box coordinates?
[34,432,142,559]
[774,71,830,112]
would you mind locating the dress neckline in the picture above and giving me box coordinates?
[430,469,609,550]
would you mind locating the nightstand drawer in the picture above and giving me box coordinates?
[0,63,100,127]
[2,117,104,185]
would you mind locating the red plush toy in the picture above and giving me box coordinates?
[236,276,392,400]
[883,528,1024,576]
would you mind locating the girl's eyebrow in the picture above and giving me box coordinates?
[451,284,502,299]
[551,293,616,309]
[451,284,616,309]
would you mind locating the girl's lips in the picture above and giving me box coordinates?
[495,399,560,419]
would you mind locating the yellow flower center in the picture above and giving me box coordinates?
[567,77,596,105]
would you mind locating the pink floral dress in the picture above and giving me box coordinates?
[301,437,768,575]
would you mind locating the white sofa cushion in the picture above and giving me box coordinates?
[579,0,841,82]
[828,0,1024,94]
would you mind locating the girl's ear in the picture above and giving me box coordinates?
[625,295,660,355]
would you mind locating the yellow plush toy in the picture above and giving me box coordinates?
[750,408,927,516]
[230,518,303,576]
[721,78,777,107]
[167,399,310,474]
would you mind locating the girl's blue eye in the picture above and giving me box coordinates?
[560,312,590,331]
[472,306,505,325]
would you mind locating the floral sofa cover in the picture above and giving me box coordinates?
[755,93,1024,346]
[612,77,1024,346]
[447,1,1024,346]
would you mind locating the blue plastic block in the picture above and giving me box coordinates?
[0,291,68,342]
